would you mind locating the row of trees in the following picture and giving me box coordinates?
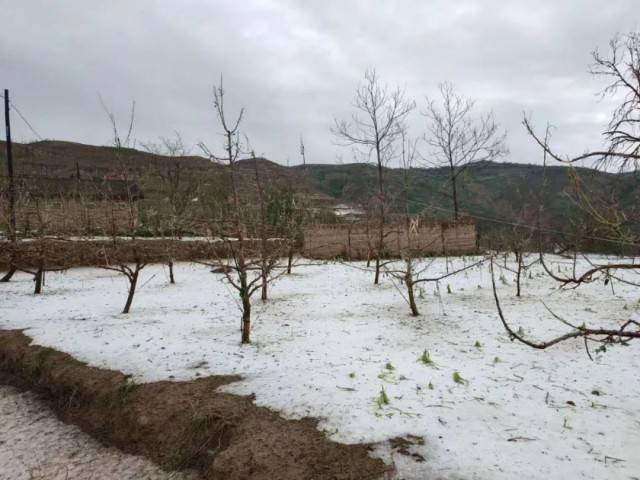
[2,31,639,350]
[333,69,507,286]
[333,31,640,351]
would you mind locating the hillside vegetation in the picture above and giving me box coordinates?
[2,140,638,246]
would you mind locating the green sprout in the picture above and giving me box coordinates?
[349,372,356,379]
[417,350,434,366]
[453,371,468,385]
[474,341,482,350]
[385,362,395,371]
[428,381,434,390]
[376,387,390,408]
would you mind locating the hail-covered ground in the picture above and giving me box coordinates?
[1,256,638,480]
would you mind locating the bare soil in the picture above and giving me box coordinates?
[0,384,200,480]
[0,330,388,480]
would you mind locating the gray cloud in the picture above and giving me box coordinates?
[1,0,638,166]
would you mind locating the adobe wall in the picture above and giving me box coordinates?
[303,222,477,259]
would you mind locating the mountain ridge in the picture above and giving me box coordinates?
[1,140,637,245]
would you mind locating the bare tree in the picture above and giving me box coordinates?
[0,173,18,282]
[15,193,68,294]
[98,99,147,314]
[491,257,639,357]
[143,134,197,283]
[199,78,283,344]
[525,32,640,171]
[299,135,307,170]
[493,31,640,353]
[333,68,415,284]
[251,157,286,301]
[385,134,421,315]
[382,134,486,315]
[423,82,507,221]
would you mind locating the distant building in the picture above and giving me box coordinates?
[332,203,366,222]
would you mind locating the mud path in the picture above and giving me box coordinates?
[0,330,388,480]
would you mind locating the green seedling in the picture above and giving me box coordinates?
[417,350,434,366]
[499,274,508,285]
[385,362,395,371]
[493,356,501,364]
[349,372,356,379]
[453,371,468,385]
[474,341,482,350]
[428,381,434,390]
[447,284,452,294]
[376,387,390,408]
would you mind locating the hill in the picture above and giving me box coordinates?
[1,140,638,245]
[301,161,639,227]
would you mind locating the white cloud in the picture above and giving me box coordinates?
[1,0,637,165]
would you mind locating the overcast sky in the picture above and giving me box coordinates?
[2,1,638,166]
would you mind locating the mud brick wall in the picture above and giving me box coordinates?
[303,222,477,259]
[0,238,285,270]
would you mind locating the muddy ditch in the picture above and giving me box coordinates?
[0,330,389,480]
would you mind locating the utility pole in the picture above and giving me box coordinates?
[1,88,17,282]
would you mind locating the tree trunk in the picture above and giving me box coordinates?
[168,260,175,284]
[287,248,293,274]
[405,260,419,316]
[261,272,268,302]
[516,251,522,297]
[0,265,17,282]
[34,262,44,295]
[407,280,419,316]
[450,168,459,221]
[241,294,251,344]
[374,140,385,286]
[122,267,140,314]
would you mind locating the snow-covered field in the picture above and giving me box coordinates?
[1,256,639,480]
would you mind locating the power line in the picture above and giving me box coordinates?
[9,103,43,141]
[0,93,43,141]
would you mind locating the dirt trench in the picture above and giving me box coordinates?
[0,330,389,480]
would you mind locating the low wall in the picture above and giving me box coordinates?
[303,222,478,259]
[0,238,284,270]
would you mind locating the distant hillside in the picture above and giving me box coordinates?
[1,140,638,244]
[300,161,640,230]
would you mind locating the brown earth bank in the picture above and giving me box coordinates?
[0,238,286,270]
[0,330,389,480]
